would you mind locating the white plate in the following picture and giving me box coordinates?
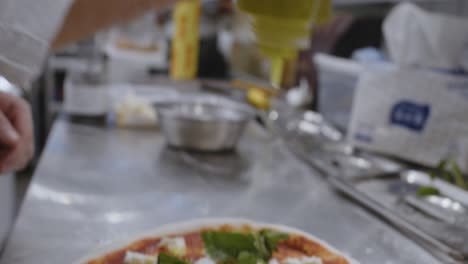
[74,218,359,264]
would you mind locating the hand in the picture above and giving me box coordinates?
[0,92,34,173]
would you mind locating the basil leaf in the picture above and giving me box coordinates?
[450,160,467,190]
[429,158,468,190]
[253,233,270,260]
[436,159,447,171]
[158,253,189,264]
[202,231,256,262]
[202,230,289,264]
[416,186,440,197]
[238,251,258,264]
[261,230,289,251]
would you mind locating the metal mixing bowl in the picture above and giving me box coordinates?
[155,95,255,152]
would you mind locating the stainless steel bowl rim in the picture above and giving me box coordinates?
[154,94,256,122]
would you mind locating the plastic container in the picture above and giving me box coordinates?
[170,0,201,80]
[64,71,109,118]
[237,0,332,87]
[314,53,362,132]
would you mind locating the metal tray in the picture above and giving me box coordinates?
[329,172,468,263]
[271,108,403,177]
[273,108,468,263]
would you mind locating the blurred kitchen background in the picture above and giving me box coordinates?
[11,0,466,201]
[34,0,468,155]
[3,0,468,263]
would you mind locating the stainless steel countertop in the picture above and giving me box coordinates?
[0,119,439,264]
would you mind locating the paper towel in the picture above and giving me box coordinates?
[384,3,468,70]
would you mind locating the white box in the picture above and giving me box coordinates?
[314,53,362,131]
[348,67,468,171]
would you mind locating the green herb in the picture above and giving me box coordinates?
[253,233,270,260]
[261,230,289,251]
[158,253,189,264]
[416,186,440,197]
[202,230,289,264]
[450,160,467,190]
[202,231,256,262]
[428,158,468,190]
[238,251,259,264]
[430,160,446,180]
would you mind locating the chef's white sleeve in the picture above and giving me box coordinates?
[0,0,73,87]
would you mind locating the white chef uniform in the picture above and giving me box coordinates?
[0,0,73,86]
[0,0,73,247]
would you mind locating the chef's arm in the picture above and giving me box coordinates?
[52,0,176,49]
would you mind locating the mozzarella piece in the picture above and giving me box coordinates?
[159,237,187,256]
[123,251,157,264]
[301,257,323,264]
[282,256,323,264]
[195,256,216,264]
[269,258,280,264]
[283,258,302,264]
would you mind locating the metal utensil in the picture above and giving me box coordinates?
[425,195,466,215]
[155,95,255,152]
[403,194,468,228]
[399,172,468,226]
[272,107,404,178]
[328,175,468,262]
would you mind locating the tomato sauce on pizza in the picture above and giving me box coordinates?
[84,225,349,264]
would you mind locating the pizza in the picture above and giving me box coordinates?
[77,219,355,264]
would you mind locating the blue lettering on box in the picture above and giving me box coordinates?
[390,101,430,132]
[354,133,373,143]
